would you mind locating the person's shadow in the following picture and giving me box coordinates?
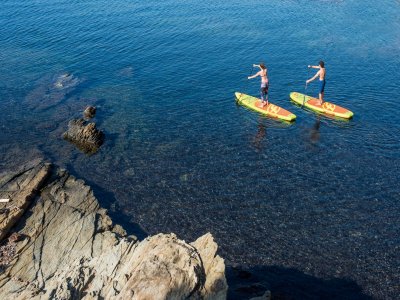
[252,118,267,152]
[310,116,321,145]
[226,265,373,300]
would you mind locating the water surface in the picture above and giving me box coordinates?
[1,0,399,298]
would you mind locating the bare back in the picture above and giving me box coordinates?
[319,67,326,80]
[260,68,268,84]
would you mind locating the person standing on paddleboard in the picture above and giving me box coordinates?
[306,61,326,105]
[248,63,269,107]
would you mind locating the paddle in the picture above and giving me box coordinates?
[303,66,310,106]
[237,65,254,103]
[303,82,307,106]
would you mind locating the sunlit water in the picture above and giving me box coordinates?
[1,0,399,298]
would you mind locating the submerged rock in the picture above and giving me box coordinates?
[250,291,272,300]
[25,72,81,111]
[63,119,104,154]
[0,160,228,299]
[53,73,79,90]
[117,66,134,77]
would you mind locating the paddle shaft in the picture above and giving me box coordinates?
[237,65,254,102]
[303,67,310,106]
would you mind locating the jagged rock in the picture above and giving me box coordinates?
[0,159,51,240]
[0,161,228,299]
[63,119,104,154]
[191,233,228,298]
[83,106,96,119]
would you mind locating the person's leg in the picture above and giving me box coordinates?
[265,85,269,107]
[260,87,267,106]
[261,85,269,107]
[317,81,323,105]
[260,87,265,105]
[319,80,325,105]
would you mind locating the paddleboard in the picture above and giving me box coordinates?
[235,92,296,122]
[290,92,353,119]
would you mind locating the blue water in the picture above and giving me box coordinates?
[1,0,400,298]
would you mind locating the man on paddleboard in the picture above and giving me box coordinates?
[248,63,269,107]
[306,61,326,105]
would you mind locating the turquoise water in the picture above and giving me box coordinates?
[1,0,399,298]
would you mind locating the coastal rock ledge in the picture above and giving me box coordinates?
[0,160,227,299]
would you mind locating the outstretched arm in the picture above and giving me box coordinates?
[306,70,320,84]
[253,64,267,71]
[308,65,320,69]
[248,71,261,80]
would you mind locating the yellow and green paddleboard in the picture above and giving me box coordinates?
[290,92,354,119]
[235,92,296,122]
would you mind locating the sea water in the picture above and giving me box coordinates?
[0,0,399,298]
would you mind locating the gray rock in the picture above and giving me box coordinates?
[0,161,228,299]
[0,159,51,240]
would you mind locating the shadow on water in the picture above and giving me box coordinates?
[250,116,293,152]
[252,119,267,152]
[226,265,373,300]
[305,116,321,148]
[66,163,148,240]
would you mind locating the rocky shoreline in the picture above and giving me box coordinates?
[1,72,231,299]
[0,160,228,299]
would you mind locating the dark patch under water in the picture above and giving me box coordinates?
[1,0,399,299]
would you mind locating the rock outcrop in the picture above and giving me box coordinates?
[0,159,50,241]
[83,106,96,119]
[0,161,227,299]
[63,119,104,154]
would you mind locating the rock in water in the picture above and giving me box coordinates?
[0,160,228,299]
[54,73,80,90]
[25,72,81,111]
[83,106,96,119]
[250,291,272,300]
[63,119,104,154]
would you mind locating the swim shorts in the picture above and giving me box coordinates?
[260,82,269,101]
[319,79,326,93]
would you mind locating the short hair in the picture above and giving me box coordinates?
[319,61,325,68]
[260,63,266,69]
